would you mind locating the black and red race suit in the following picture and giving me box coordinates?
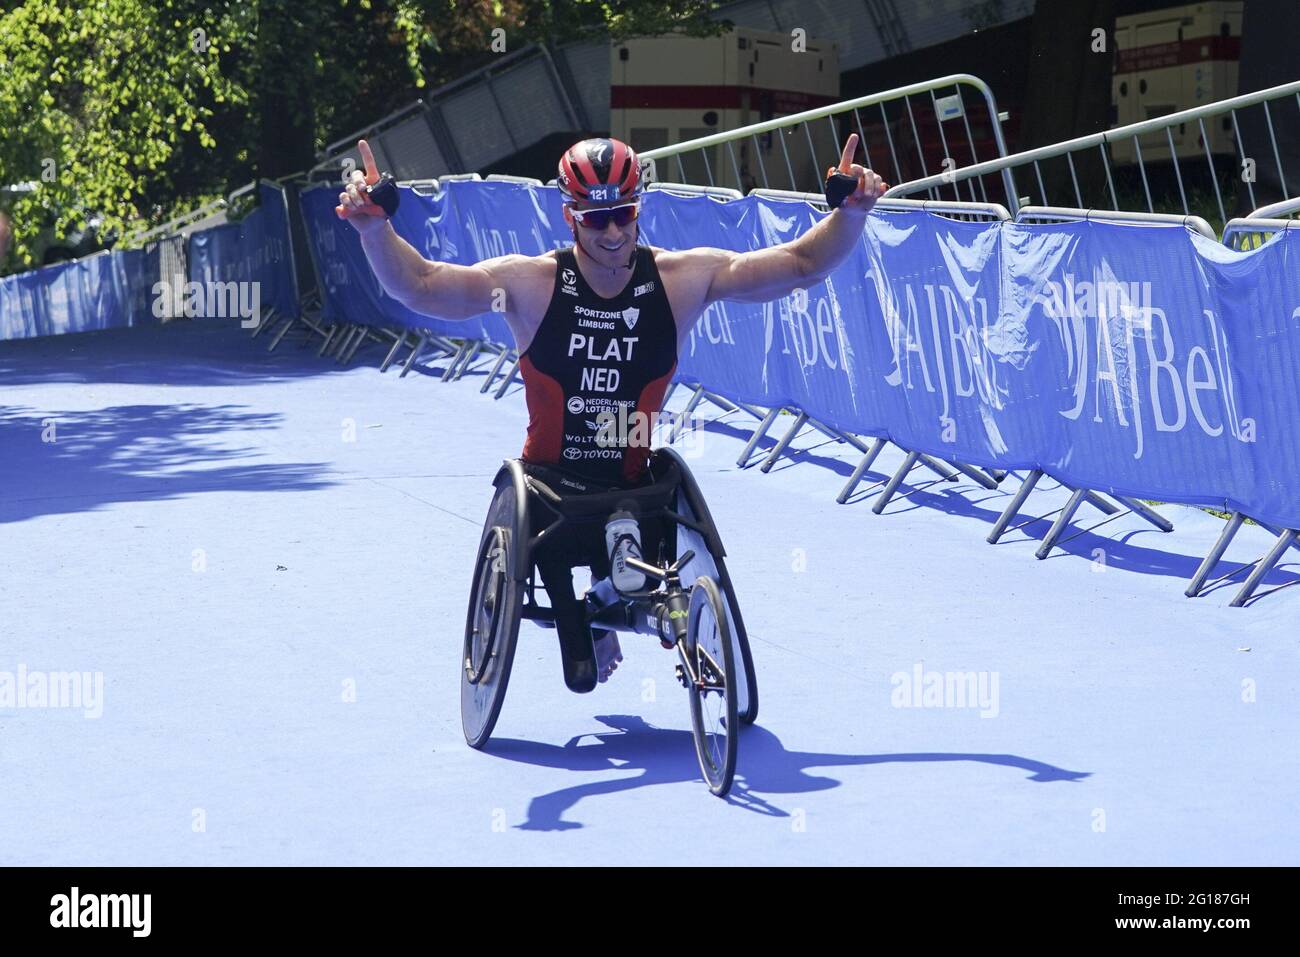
[516,243,680,692]
[518,244,678,486]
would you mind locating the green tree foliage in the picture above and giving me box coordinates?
[0,0,727,268]
[0,0,249,266]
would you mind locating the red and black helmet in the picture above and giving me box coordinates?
[557,137,644,207]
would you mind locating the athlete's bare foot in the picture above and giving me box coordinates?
[593,630,623,683]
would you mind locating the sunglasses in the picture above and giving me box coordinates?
[570,201,640,230]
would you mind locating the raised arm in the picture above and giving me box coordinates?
[337,139,509,321]
[703,134,886,306]
[357,223,516,321]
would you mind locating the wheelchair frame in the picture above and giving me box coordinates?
[461,447,759,751]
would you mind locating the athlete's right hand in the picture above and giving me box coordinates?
[335,139,388,232]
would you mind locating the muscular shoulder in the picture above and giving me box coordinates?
[646,245,733,321]
[474,250,560,349]
[475,251,557,306]
[650,243,733,283]
[476,250,558,286]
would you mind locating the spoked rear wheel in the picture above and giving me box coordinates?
[461,501,523,749]
[682,576,738,797]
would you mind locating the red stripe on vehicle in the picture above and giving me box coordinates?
[1115,35,1240,74]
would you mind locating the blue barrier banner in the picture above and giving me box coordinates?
[0,251,130,340]
[186,183,299,320]
[298,185,444,334]
[112,243,162,329]
[0,184,295,340]
[298,180,570,341]
[300,179,1300,529]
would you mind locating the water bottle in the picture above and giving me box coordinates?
[605,511,647,592]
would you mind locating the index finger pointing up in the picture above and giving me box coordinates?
[838,133,859,173]
[358,139,379,185]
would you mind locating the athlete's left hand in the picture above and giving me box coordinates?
[826,134,887,212]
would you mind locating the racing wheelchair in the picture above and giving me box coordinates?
[461,447,758,797]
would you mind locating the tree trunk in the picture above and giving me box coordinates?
[1018,0,1116,208]
[256,1,319,181]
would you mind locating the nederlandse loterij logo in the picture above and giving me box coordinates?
[50,888,151,937]
[566,396,585,414]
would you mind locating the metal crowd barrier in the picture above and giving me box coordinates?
[1185,197,1300,606]
[639,73,1013,204]
[884,80,1300,234]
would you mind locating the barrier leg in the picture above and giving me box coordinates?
[805,418,874,455]
[1035,488,1089,559]
[1186,511,1246,597]
[736,407,781,468]
[379,331,408,372]
[871,450,921,515]
[249,307,275,338]
[317,325,339,357]
[453,338,485,380]
[987,470,1044,544]
[399,332,429,378]
[334,325,361,363]
[343,326,376,364]
[837,437,887,504]
[947,460,1000,490]
[493,356,520,398]
[479,347,513,393]
[292,311,327,346]
[441,340,470,382]
[1256,520,1300,560]
[1229,528,1298,608]
[266,314,296,353]
[336,326,359,364]
[327,325,349,360]
[668,386,706,443]
[917,454,959,482]
[701,390,741,415]
[338,325,361,360]
[759,411,808,473]
[1109,494,1174,533]
[1084,491,1122,515]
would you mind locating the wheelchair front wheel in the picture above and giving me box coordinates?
[682,576,738,797]
[461,494,523,749]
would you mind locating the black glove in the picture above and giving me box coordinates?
[824,167,860,210]
[366,173,400,217]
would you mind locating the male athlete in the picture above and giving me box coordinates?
[338,135,885,691]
